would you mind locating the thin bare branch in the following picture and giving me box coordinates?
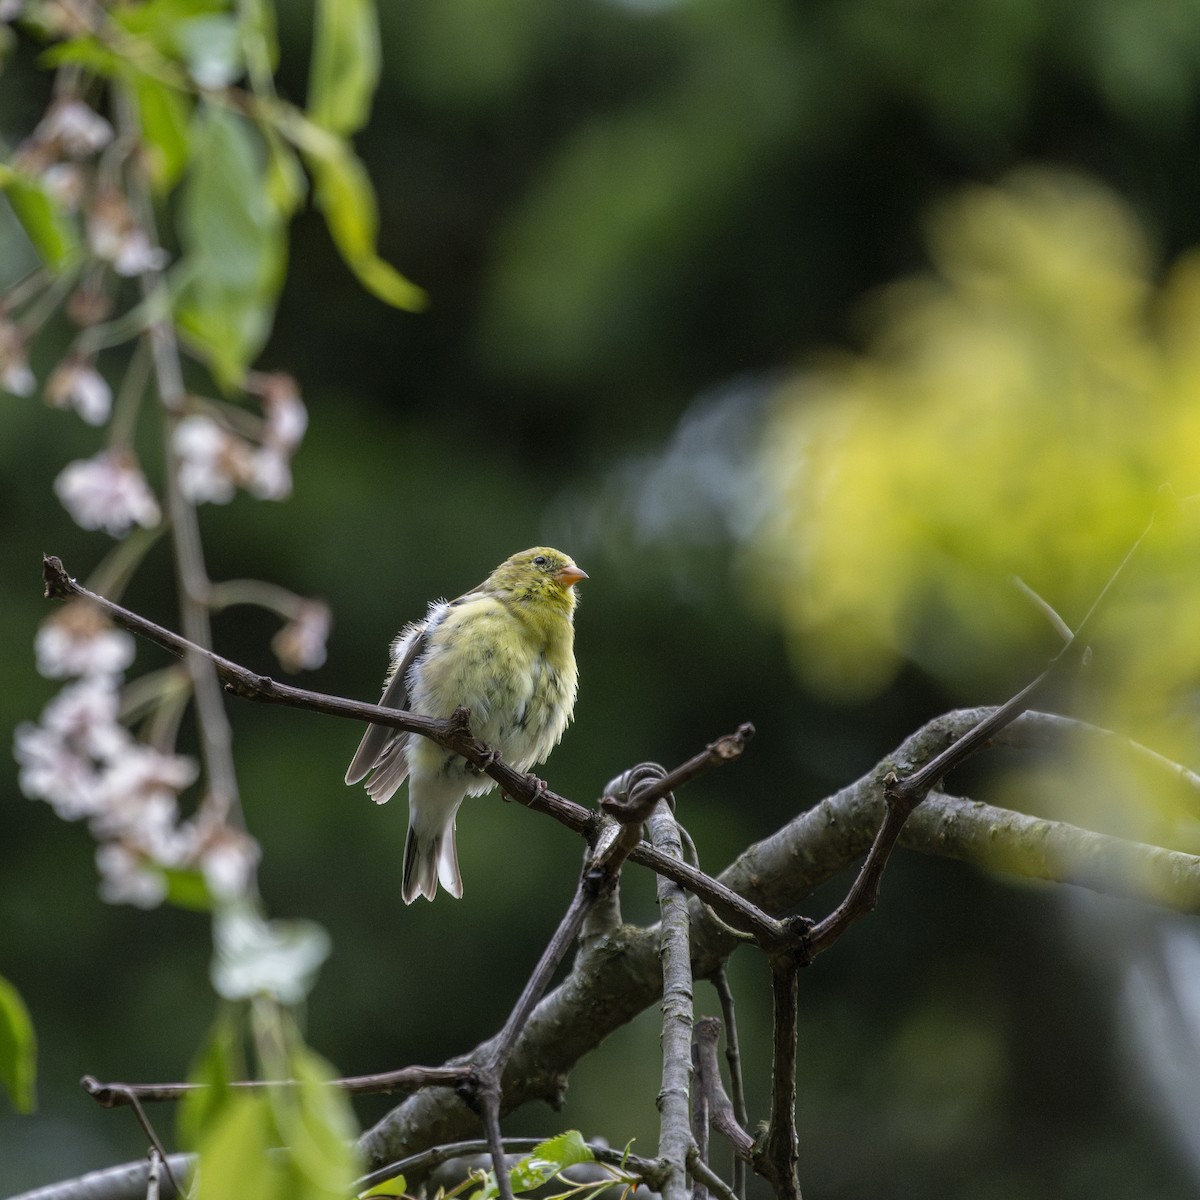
[712,970,749,1199]
[754,959,802,1200]
[687,1148,740,1200]
[692,1017,754,1164]
[1010,575,1074,643]
[81,1064,469,1108]
[649,796,695,1200]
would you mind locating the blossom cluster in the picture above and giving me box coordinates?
[15,601,261,908]
[8,75,328,914]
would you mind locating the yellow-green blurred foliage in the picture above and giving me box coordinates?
[757,167,1200,841]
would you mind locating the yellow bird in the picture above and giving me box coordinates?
[346,547,586,902]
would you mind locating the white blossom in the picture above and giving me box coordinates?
[96,843,167,909]
[172,414,244,504]
[200,830,261,901]
[35,99,113,158]
[212,906,331,1004]
[271,601,331,672]
[40,675,128,759]
[39,162,85,211]
[13,676,129,819]
[247,445,292,499]
[256,373,307,451]
[0,320,34,397]
[92,743,197,845]
[35,602,135,679]
[54,449,162,536]
[87,189,168,276]
[14,720,104,820]
[44,355,112,425]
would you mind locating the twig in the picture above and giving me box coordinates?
[122,1094,180,1197]
[691,1040,709,1200]
[754,958,802,1200]
[686,1148,739,1200]
[602,727,755,821]
[1010,575,1074,643]
[472,885,595,1200]
[711,970,749,1199]
[82,1064,469,1108]
[990,710,1200,795]
[145,1149,162,1200]
[692,1017,754,1164]
[648,793,695,1200]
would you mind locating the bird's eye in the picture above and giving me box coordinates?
[533,555,548,567]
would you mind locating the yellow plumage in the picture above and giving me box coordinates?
[345,547,585,902]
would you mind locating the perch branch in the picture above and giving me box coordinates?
[43,555,776,938]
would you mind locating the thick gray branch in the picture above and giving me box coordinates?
[358,708,1200,1169]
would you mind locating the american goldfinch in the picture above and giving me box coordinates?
[345,547,586,903]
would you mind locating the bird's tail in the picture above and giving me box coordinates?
[402,782,464,903]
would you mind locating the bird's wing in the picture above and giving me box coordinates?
[344,618,430,788]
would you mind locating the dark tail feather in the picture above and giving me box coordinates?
[402,824,463,903]
[403,826,440,903]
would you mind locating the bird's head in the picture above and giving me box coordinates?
[487,547,587,615]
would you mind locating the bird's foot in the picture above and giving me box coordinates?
[469,746,502,776]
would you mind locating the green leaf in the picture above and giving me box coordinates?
[240,0,281,77]
[529,1131,594,1171]
[0,975,36,1113]
[308,0,380,136]
[178,1008,242,1150]
[174,102,287,387]
[469,1131,594,1200]
[130,74,192,192]
[39,36,126,76]
[0,166,80,270]
[359,1173,408,1199]
[302,132,427,310]
[506,1131,592,1195]
[193,1093,285,1200]
[272,1044,360,1196]
[112,0,231,48]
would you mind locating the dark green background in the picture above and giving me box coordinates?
[3,0,1200,1195]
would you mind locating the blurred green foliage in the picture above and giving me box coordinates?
[4,0,1200,1196]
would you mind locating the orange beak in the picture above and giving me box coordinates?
[556,564,588,587]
